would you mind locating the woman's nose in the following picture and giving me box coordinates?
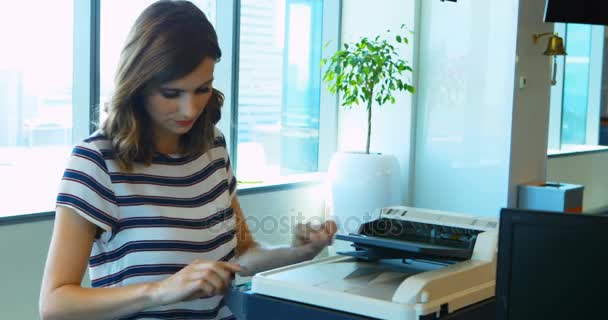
[179,95,200,119]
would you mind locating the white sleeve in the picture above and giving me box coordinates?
[56,141,118,232]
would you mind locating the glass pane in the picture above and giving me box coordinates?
[237,0,323,181]
[100,0,216,123]
[0,1,74,216]
[561,24,592,145]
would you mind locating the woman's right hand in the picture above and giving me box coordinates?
[151,259,242,306]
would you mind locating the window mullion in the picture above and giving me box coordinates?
[216,0,240,168]
[318,0,341,172]
[90,0,101,134]
[73,0,100,143]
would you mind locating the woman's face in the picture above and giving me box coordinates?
[144,57,215,143]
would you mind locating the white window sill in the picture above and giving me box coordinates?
[548,144,608,158]
[236,172,328,195]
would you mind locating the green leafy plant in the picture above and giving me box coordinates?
[321,25,415,154]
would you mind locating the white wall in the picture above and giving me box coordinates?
[547,152,608,211]
[413,0,557,217]
[413,0,522,216]
[338,0,417,205]
[0,219,53,320]
[237,185,328,245]
[506,0,554,207]
[0,185,327,319]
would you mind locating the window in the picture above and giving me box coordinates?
[236,0,324,181]
[561,24,592,145]
[0,1,74,217]
[0,0,338,218]
[548,24,605,152]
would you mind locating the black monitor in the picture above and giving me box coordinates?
[545,0,608,26]
[496,208,608,320]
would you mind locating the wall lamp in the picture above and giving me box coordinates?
[533,32,567,85]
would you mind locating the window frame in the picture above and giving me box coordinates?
[548,23,605,152]
[73,0,100,143]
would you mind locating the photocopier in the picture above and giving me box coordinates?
[229,206,499,320]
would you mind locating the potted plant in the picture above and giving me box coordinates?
[321,25,415,238]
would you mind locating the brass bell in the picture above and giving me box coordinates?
[533,32,567,86]
[543,34,567,56]
[533,32,567,56]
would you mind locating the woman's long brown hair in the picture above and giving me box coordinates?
[102,0,224,171]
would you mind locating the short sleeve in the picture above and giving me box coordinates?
[56,141,118,232]
[215,128,237,200]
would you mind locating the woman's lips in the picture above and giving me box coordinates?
[175,120,194,127]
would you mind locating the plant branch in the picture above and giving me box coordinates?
[366,97,372,154]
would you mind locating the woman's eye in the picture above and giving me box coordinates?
[160,90,180,99]
[196,87,211,94]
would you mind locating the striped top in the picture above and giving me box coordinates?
[56,127,238,320]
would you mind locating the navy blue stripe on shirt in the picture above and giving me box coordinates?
[116,179,228,207]
[97,149,202,165]
[150,152,200,165]
[214,136,226,148]
[219,248,236,262]
[115,207,234,233]
[110,158,226,186]
[228,176,237,195]
[72,146,108,172]
[91,251,238,288]
[99,149,113,159]
[57,193,116,228]
[119,305,226,320]
[91,264,185,287]
[63,169,116,204]
[89,230,236,267]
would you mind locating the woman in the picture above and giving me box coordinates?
[39,1,336,319]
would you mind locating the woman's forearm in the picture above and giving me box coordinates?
[40,282,159,320]
[235,244,320,277]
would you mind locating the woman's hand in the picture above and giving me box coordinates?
[293,220,338,253]
[150,260,242,306]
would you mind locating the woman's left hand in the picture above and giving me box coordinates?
[292,220,338,252]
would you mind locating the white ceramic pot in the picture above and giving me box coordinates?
[327,152,402,242]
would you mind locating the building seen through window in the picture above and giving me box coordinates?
[0,0,74,216]
[237,0,323,181]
